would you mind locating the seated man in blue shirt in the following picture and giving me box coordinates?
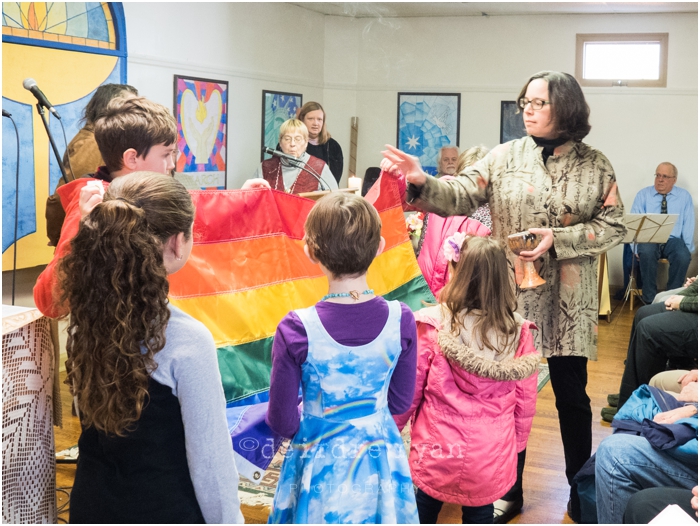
[632,162,695,304]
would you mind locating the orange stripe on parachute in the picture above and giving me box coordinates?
[169,173,430,351]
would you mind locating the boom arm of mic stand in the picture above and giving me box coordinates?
[35,103,69,186]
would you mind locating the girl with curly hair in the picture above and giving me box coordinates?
[59,172,243,523]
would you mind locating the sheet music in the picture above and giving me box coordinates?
[622,213,678,244]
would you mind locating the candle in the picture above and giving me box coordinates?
[348,175,362,194]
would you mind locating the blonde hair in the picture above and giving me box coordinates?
[278,119,308,142]
[456,145,489,173]
[299,102,331,144]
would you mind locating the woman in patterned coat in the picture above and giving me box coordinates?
[381,71,625,523]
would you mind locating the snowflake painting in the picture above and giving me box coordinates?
[261,90,302,161]
[397,93,461,176]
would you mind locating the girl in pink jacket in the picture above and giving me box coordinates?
[395,234,539,524]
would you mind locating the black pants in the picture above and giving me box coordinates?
[415,488,494,524]
[500,449,527,502]
[547,356,592,507]
[623,487,696,524]
[618,302,698,408]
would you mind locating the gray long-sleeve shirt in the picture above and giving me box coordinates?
[151,306,244,523]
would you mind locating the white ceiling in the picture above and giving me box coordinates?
[290,2,698,18]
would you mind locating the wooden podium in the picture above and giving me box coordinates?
[598,253,612,322]
[298,188,359,201]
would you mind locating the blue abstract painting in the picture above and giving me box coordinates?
[261,91,302,161]
[397,93,460,176]
[2,99,37,253]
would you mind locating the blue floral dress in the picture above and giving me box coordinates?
[268,300,419,524]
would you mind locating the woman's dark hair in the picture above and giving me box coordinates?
[517,71,591,142]
[82,83,138,126]
[440,236,518,353]
[59,172,194,436]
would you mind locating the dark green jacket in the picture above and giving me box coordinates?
[679,280,698,313]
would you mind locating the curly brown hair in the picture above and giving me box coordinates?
[59,172,194,436]
[440,236,519,354]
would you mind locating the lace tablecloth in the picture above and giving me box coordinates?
[2,306,57,523]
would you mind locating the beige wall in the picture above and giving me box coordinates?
[124,3,698,285]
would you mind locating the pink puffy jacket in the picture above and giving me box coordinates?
[394,306,539,507]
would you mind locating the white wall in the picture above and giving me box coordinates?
[338,12,698,285]
[124,4,698,286]
[124,2,327,187]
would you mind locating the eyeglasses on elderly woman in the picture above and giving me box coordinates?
[281,134,305,145]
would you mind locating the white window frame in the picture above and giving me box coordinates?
[575,33,669,88]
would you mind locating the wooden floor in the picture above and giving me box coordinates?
[53,299,635,524]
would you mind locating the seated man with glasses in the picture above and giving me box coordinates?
[255,119,337,194]
[631,162,695,304]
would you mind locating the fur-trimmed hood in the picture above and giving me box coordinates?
[416,304,539,389]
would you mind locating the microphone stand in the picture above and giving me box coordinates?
[283,157,328,191]
[4,111,20,305]
[35,103,69,186]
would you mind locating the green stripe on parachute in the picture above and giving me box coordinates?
[216,274,435,405]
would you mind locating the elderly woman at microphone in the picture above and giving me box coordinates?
[255,119,337,194]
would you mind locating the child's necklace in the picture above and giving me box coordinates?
[321,289,374,302]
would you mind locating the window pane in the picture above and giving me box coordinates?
[583,42,661,80]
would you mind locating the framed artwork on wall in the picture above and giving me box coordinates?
[500,101,527,144]
[261,90,303,161]
[397,93,460,176]
[173,75,228,189]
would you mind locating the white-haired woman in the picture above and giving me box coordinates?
[255,119,337,194]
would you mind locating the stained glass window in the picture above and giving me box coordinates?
[2,2,117,50]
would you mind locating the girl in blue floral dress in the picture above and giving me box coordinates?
[266,193,419,524]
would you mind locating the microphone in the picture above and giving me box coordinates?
[23,78,61,119]
[261,147,328,191]
[2,109,11,118]
[263,147,299,162]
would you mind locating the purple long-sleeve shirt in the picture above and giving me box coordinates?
[266,297,417,438]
